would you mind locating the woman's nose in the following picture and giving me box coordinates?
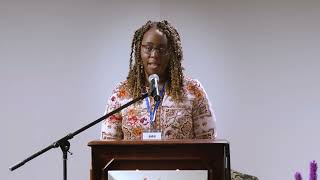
[150,49,160,58]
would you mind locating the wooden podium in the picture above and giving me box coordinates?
[88,139,231,180]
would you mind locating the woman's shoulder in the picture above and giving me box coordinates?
[183,76,202,87]
[110,80,130,100]
[183,76,207,98]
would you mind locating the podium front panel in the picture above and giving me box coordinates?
[88,140,230,180]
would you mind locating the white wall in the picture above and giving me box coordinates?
[1,0,319,180]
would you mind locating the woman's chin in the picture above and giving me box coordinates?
[146,69,160,76]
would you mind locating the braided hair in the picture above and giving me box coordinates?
[126,20,184,102]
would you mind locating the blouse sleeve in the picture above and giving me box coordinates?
[190,80,217,139]
[100,85,124,140]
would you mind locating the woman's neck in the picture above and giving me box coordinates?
[158,80,165,87]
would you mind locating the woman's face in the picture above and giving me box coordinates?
[141,27,170,82]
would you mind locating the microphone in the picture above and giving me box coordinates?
[148,74,161,102]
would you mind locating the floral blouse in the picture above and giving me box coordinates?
[100,77,217,140]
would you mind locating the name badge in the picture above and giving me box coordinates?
[142,132,162,140]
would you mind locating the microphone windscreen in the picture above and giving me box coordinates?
[148,74,159,83]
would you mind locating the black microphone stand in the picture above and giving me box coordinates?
[9,92,149,180]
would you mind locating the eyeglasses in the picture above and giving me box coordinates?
[141,44,169,55]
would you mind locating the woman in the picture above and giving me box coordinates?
[101,20,216,140]
[100,20,258,180]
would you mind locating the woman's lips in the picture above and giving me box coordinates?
[148,63,159,69]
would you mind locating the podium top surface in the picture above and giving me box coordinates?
[88,139,229,146]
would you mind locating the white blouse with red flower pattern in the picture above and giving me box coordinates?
[100,77,217,140]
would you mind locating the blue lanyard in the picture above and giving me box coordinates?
[145,83,166,123]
